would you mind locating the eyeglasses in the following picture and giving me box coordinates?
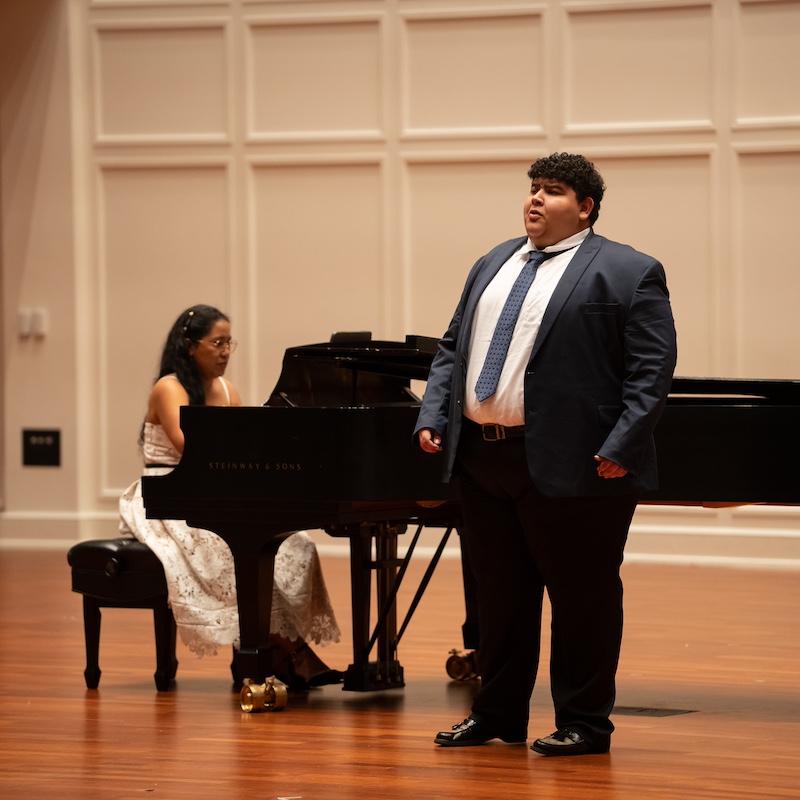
[198,338,238,352]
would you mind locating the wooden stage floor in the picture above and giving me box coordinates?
[0,547,798,799]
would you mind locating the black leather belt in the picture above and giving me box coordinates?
[464,418,525,442]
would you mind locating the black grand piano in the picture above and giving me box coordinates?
[142,333,800,690]
[143,333,461,691]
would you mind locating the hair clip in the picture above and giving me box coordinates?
[182,309,195,333]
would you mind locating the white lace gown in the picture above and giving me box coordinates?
[119,422,341,657]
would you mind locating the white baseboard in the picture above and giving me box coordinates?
[3,511,799,570]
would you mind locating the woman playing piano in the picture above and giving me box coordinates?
[119,304,343,689]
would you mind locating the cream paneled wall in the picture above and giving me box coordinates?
[402,10,543,135]
[736,0,800,124]
[100,163,234,491]
[94,22,231,141]
[564,4,715,132]
[1,0,799,567]
[248,18,384,138]
[736,151,800,377]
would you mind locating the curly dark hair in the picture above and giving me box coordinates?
[157,304,230,406]
[527,153,605,225]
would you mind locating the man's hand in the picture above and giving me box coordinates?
[418,428,443,453]
[594,455,628,479]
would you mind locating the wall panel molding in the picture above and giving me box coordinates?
[400,7,545,139]
[734,0,800,129]
[244,13,387,143]
[246,157,387,396]
[91,18,232,145]
[562,1,715,135]
[94,159,235,496]
[731,148,800,379]
[91,1,228,7]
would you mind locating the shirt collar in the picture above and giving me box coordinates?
[524,227,591,255]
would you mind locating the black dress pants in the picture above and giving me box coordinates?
[456,422,638,744]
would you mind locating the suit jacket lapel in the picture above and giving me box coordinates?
[529,231,601,361]
[461,236,527,345]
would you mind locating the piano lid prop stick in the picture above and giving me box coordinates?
[365,523,426,656]
[394,525,456,649]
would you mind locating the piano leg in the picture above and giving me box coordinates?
[346,526,371,689]
[189,521,292,685]
[375,528,404,687]
[341,522,405,691]
[233,541,282,684]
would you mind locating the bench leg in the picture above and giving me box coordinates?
[152,600,178,692]
[82,596,102,689]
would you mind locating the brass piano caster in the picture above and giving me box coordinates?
[446,649,479,681]
[239,677,289,713]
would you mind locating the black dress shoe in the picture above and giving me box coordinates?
[307,668,345,687]
[530,728,610,756]
[435,716,526,747]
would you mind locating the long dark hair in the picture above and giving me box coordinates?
[139,304,230,447]
[157,304,230,405]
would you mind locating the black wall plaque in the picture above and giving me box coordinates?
[22,429,61,467]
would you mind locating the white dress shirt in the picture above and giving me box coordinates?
[465,229,590,426]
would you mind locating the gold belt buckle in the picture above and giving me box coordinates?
[482,424,505,442]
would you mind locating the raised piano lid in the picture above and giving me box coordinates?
[264,332,440,408]
[267,331,800,407]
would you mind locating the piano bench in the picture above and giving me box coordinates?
[67,537,178,692]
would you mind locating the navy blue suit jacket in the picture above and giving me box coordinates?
[415,230,678,497]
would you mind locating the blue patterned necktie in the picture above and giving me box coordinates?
[474,249,561,402]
